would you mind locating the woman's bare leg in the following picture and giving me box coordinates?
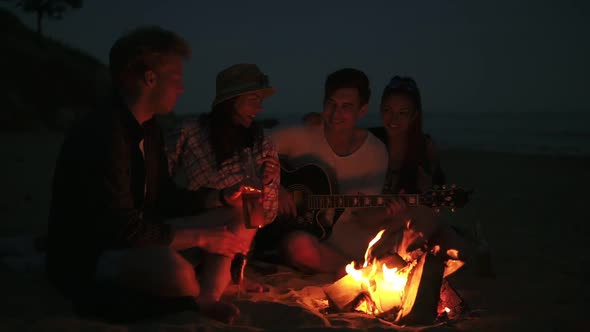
[172,208,257,301]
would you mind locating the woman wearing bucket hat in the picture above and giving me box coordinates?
[166,63,280,297]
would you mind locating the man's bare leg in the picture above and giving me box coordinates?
[281,231,349,275]
[98,247,200,297]
[97,246,240,323]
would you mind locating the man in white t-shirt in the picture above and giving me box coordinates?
[258,68,403,276]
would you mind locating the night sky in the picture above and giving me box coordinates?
[4,0,589,117]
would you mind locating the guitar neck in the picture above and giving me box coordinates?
[307,194,421,209]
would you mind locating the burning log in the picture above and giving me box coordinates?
[323,255,406,312]
[437,279,467,320]
[395,252,445,325]
[351,292,377,315]
[324,230,409,315]
[323,227,458,325]
[324,271,366,312]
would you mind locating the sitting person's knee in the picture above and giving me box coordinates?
[281,231,319,265]
[117,248,199,297]
[157,251,200,297]
[223,210,258,240]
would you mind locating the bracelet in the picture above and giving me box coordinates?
[218,189,230,207]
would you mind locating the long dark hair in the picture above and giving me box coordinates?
[381,76,443,193]
[201,97,264,168]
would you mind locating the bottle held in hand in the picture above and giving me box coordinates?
[230,253,247,285]
[241,148,265,229]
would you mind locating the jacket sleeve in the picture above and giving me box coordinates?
[88,135,175,248]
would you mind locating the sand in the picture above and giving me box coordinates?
[0,132,589,331]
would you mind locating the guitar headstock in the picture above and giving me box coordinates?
[420,184,473,213]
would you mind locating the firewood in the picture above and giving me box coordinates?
[396,252,445,325]
[323,273,365,312]
[324,254,408,314]
[378,253,407,269]
[438,279,467,320]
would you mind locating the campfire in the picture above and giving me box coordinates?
[323,224,466,325]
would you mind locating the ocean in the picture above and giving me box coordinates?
[269,111,590,157]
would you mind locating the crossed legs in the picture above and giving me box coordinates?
[95,207,256,322]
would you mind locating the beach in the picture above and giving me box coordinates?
[0,132,588,331]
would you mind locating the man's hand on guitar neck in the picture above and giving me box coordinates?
[350,190,407,227]
[278,185,297,217]
[385,189,408,217]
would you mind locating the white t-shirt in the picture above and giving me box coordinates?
[270,125,389,260]
[271,125,387,195]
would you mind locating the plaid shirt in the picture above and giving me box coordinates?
[166,117,279,225]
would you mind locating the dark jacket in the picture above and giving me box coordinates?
[46,97,213,297]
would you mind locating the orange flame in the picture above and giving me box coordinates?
[382,264,407,292]
[345,229,410,315]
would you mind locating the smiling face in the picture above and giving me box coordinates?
[322,88,368,132]
[232,92,264,128]
[380,93,417,136]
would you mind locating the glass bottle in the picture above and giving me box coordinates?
[241,148,265,229]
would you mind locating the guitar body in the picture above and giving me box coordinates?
[254,164,335,251]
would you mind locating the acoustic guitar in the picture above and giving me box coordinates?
[254,164,472,250]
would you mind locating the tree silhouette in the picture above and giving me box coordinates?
[5,0,83,36]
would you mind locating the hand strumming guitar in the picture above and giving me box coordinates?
[384,189,408,217]
[278,185,297,217]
